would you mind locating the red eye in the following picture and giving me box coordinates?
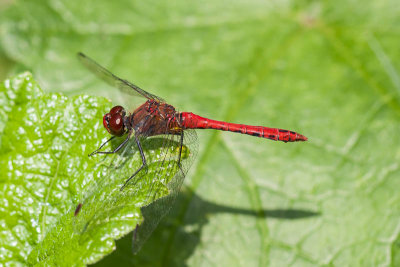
[110,105,124,116]
[108,114,125,136]
[103,113,112,133]
[103,107,126,136]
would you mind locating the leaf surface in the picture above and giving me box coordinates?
[0,73,188,265]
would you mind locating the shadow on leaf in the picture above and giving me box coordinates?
[93,187,319,266]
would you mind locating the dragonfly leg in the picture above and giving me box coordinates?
[170,131,185,176]
[88,136,116,156]
[120,135,147,191]
[177,131,184,170]
[90,133,131,156]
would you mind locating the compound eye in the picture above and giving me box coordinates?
[110,105,125,116]
[108,114,125,136]
[103,113,112,133]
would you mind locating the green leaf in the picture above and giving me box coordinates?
[1,1,400,266]
[0,73,190,265]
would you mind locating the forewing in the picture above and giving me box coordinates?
[78,52,163,102]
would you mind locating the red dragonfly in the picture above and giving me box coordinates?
[76,53,307,215]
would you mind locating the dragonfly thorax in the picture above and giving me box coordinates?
[103,105,128,136]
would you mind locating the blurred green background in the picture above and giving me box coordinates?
[1,0,399,266]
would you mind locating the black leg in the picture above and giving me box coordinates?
[88,136,116,156]
[173,131,185,176]
[120,135,147,191]
[90,134,131,156]
[177,131,184,168]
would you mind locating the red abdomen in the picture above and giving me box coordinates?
[179,112,307,142]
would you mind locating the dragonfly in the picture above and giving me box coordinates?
[75,52,307,215]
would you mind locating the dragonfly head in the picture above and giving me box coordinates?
[103,105,127,136]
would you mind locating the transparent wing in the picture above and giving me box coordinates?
[78,52,164,102]
[131,128,198,253]
[73,115,197,253]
